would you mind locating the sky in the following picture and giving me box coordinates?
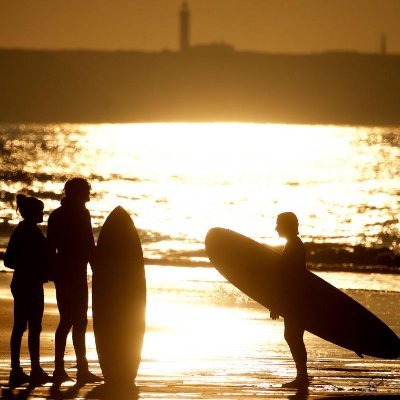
[1,0,400,54]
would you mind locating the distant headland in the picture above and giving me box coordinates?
[1,47,400,126]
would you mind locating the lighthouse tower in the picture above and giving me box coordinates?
[179,1,190,52]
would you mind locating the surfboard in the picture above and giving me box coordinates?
[93,206,146,386]
[205,227,400,359]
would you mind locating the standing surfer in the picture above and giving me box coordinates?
[271,212,309,388]
[5,194,52,387]
[48,178,101,384]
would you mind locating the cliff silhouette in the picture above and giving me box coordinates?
[1,48,400,126]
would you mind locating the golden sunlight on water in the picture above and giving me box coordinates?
[2,122,399,256]
[68,122,398,248]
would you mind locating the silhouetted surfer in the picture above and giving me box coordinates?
[5,194,52,387]
[270,212,309,388]
[48,178,101,384]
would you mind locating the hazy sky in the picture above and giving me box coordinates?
[1,0,399,53]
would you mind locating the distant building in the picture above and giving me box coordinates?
[191,43,235,54]
[179,1,190,52]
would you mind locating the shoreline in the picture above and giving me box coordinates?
[1,222,400,274]
[1,258,400,275]
[0,250,400,275]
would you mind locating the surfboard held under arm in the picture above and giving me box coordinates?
[205,227,400,360]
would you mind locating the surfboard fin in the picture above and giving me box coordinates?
[355,351,364,358]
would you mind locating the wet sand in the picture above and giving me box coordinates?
[1,357,399,399]
[0,271,399,399]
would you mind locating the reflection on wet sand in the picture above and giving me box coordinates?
[85,383,138,400]
[2,354,399,400]
[0,266,399,399]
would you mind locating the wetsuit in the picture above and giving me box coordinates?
[4,221,49,370]
[47,197,95,372]
[281,236,308,378]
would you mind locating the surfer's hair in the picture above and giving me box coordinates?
[16,194,44,220]
[277,212,299,235]
[64,178,91,198]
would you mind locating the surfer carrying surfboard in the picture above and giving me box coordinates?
[206,221,400,389]
[48,178,102,384]
[271,212,309,389]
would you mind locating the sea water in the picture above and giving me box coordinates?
[1,122,400,262]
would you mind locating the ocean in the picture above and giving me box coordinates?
[1,122,399,267]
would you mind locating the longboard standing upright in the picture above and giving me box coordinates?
[93,207,146,388]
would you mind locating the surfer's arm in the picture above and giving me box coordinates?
[4,230,18,270]
[85,211,96,270]
[46,213,60,281]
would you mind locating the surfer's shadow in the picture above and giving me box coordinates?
[48,382,86,399]
[1,386,33,400]
[85,383,139,400]
[285,387,309,400]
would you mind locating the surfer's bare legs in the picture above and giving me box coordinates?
[72,318,89,370]
[10,326,25,369]
[72,323,102,383]
[27,327,41,371]
[28,320,52,386]
[74,326,102,383]
[10,326,30,386]
[54,318,73,381]
[54,315,100,382]
[283,318,308,387]
[10,287,49,386]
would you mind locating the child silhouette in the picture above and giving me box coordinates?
[5,194,52,387]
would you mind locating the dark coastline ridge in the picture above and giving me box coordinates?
[1,48,400,126]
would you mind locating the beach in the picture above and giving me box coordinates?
[0,266,399,399]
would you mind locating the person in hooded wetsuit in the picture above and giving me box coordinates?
[47,178,101,384]
[270,212,309,389]
[5,194,52,387]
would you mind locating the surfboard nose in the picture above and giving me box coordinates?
[103,206,135,233]
[205,228,228,260]
[205,227,222,246]
[109,205,131,219]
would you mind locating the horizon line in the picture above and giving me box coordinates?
[0,45,399,57]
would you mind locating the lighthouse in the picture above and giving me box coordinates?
[179,1,190,52]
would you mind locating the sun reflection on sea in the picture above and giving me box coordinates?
[1,122,399,259]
